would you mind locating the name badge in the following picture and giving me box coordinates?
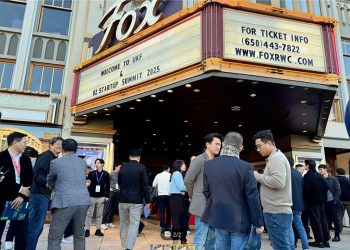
[95,185,101,192]
[116,184,119,190]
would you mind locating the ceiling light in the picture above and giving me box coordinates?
[167,89,173,93]
[129,107,135,110]
[153,133,157,136]
[324,99,332,103]
[104,108,109,111]
[136,99,141,102]
[231,106,241,112]
[83,115,87,117]
[144,141,147,144]
[158,99,164,102]
[162,142,166,144]
[302,130,307,133]
[184,120,188,123]
[289,86,295,89]
[152,148,156,151]
[185,135,189,138]
[304,88,309,91]
[164,148,168,151]
[238,124,242,127]
[302,122,308,126]
[194,89,200,93]
[93,111,98,114]
[213,121,219,124]
[250,93,257,97]
[322,117,327,120]
[188,143,191,146]
[251,81,258,84]
[300,100,307,104]
[236,79,244,83]
[301,113,307,116]
[146,119,151,122]
[105,113,111,116]
[185,84,192,88]
[151,94,156,98]
[116,104,121,108]
[180,142,184,145]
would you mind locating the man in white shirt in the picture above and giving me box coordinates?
[152,164,171,234]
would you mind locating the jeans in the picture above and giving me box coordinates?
[245,225,261,250]
[215,228,249,250]
[119,203,143,250]
[293,210,309,250]
[264,213,293,250]
[194,216,215,250]
[26,193,50,250]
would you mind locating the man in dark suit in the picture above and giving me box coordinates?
[47,139,91,250]
[202,132,264,250]
[0,132,33,250]
[118,149,151,250]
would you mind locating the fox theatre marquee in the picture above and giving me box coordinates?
[71,0,339,159]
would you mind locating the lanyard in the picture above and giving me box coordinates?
[11,157,21,176]
[96,171,104,184]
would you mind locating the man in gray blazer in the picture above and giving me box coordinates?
[184,133,222,250]
[47,139,91,250]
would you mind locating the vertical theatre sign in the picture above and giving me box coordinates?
[96,0,163,54]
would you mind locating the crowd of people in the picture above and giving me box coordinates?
[0,130,349,250]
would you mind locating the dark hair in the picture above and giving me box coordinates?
[170,159,185,181]
[7,132,27,146]
[49,136,64,145]
[204,133,223,145]
[129,149,141,157]
[161,163,169,171]
[95,158,105,165]
[253,130,275,144]
[336,168,345,175]
[24,146,39,158]
[295,164,304,169]
[113,161,122,170]
[286,156,294,167]
[305,159,316,169]
[318,164,328,170]
[62,139,78,152]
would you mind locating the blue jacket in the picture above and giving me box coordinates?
[291,167,304,211]
[201,155,263,233]
[169,171,186,194]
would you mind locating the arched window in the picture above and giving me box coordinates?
[56,41,66,61]
[44,39,55,60]
[7,34,19,56]
[33,38,43,58]
[0,33,6,54]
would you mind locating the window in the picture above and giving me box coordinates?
[0,33,6,54]
[281,0,293,10]
[256,0,271,4]
[29,65,63,94]
[7,34,19,56]
[39,1,72,36]
[342,40,350,79]
[33,38,43,58]
[0,61,15,89]
[0,1,26,29]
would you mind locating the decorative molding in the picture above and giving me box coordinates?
[337,0,350,4]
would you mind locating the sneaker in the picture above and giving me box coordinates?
[85,230,90,237]
[62,236,73,244]
[101,224,108,230]
[164,231,171,238]
[4,241,13,250]
[332,236,340,242]
[95,229,104,237]
[187,230,191,235]
[107,223,116,228]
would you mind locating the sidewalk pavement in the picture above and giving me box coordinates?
[2,218,350,249]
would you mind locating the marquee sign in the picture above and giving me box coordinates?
[77,15,201,104]
[96,0,163,54]
[223,9,326,72]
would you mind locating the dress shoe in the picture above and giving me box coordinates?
[323,241,330,248]
[332,236,340,242]
[84,230,90,237]
[95,229,104,236]
[308,242,325,248]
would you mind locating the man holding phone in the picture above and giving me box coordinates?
[0,132,33,249]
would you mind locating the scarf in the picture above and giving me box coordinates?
[220,145,240,158]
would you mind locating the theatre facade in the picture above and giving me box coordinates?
[70,0,340,171]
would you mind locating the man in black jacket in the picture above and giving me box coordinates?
[26,136,63,250]
[318,164,341,242]
[336,168,350,231]
[118,149,151,250]
[202,132,264,249]
[303,160,330,248]
[0,132,33,250]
